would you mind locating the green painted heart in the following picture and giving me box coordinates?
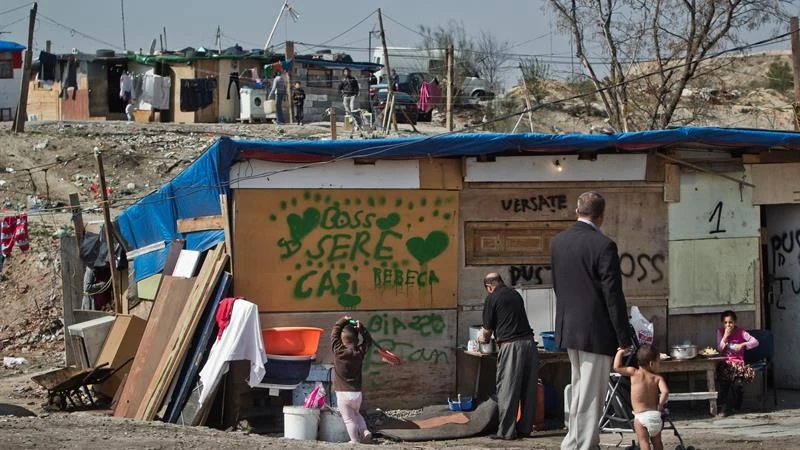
[338,293,362,308]
[286,207,320,242]
[376,212,401,230]
[406,231,449,264]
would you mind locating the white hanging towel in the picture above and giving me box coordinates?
[197,299,267,406]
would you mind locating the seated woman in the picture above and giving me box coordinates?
[715,310,759,416]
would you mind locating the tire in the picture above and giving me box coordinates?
[675,445,684,450]
[686,446,696,450]
[471,90,486,100]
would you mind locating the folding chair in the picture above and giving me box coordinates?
[744,329,777,407]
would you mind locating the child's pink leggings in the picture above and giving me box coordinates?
[336,391,368,443]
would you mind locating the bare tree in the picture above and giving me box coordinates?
[418,21,479,84]
[547,0,789,131]
[475,31,511,93]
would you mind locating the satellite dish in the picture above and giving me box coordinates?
[149,38,157,55]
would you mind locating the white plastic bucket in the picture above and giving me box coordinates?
[318,409,350,443]
[283,406,320,440]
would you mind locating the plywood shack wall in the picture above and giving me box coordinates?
[233,188,459,312]
[667,167,760,315]
[260,310,456,409]
[458,184,669,349]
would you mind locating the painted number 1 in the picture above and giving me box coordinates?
[708,201,726,234]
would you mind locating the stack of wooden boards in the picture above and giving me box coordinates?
[113,243,229,420]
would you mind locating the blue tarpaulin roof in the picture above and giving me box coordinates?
[0,41,25,52]
[118,127,800,281]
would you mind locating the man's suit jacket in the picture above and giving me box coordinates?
[551,221,631,356]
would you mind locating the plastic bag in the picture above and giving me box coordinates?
[304,382,326,409]
[630,306,654,346]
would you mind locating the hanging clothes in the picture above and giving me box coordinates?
[38,51,57,82]
[198,300,267,406]
[226,72,240,100]
[152,75,171,110]
[60,57,78,100]
[1,213,30,256]
[180,78,216,112]
[142,73,171,109]
[418,80,442,113]
[120,72,133,102]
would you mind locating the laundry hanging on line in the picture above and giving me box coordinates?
[180,78,217,112]
[1,213,30,257]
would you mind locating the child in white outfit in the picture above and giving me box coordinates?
[331,316,374,444]
[614,344,670,450]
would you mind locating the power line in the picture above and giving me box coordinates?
[37,13,124,51]
[0,1,32,17]
[0,14,27,30]
[316,10,377,48]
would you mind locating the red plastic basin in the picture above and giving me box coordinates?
[262,327,324,356]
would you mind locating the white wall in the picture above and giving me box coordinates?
[230,158,421,189]
[0,68,22,118]
[465,154,648,182]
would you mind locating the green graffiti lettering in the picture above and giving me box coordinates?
[316,270,336,297]
[349,231,372,260]
[374,229,402,260]
[305,234,330,260]
[277,238,302,259]
[428,270,440,285]
[405,269,418,286]
[328,233,352,262]
[293,271,317,299]
[391,317,407,335]
[394,269,403,287]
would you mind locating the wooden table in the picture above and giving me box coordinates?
[462,350,570,399]
[659,356,724,415]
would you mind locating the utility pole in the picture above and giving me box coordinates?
[791,16,800,130]
[285,40,294,124]
[95,148,125,314]
[377,9,397,131]
[120,0,127,52]
[13,2,37,133]
[446,43,454,131]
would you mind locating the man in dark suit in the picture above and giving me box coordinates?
[551,191,631,450]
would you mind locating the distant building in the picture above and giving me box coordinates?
[0,40,25,122]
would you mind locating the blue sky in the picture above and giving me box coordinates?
[1,1,797,89]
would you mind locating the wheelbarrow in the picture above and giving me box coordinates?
[30,358,132,410]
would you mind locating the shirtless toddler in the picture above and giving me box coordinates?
[613,344,670,450]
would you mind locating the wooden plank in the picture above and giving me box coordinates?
[259,309,456,410]
[664,163,681,202]
[645,153,666,182]
[176,215,224,233]
[668,237,759,309]
[743,151,800,164]
[668,392,718,401]
[162,239,186,276]
[126,241,166,259]
[418,158,463,190]
[233,189,459,312]
[464,221,570,265]
[219,194,233,273]
[60,235,84,367]
[751,163,800,204]
[113,276,196,418]
[137,244,228,420]
[168,272,232,424]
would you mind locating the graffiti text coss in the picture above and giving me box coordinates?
[270,190,457,308]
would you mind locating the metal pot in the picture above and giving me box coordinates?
[670,344,697,360]
[479,339,497,354]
